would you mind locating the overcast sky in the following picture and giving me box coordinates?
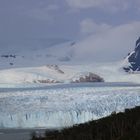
[0,0,140,42]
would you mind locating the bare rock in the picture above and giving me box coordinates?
[46,64,64,74]
[71,72,104,83]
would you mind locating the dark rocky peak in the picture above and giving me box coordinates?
[135,37,140,51]
[123,37,140,72]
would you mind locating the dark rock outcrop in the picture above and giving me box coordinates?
[71,72,104,83]
[123,37,140,72]
[46,65,64,74]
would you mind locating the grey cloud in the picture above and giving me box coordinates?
[65,0,135,12]
[80,19,112,36]
[0,0,140,45]
[74,21,140,62]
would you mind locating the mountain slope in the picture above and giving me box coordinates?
[0,39,75,69]
[0,62,140,85]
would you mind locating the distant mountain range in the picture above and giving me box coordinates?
[0,39,76,69]
[0,36,140,84]
[0,35,140,74]
[0,33,138,70]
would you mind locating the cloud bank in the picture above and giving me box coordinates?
[66,0,126,9]
[80,19,111,35]
[73,21,140,62]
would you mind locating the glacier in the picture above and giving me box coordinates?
[0,83,140,128]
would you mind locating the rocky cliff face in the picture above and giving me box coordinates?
[123,37,140,72]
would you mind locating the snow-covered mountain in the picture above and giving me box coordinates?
[0,38,76,69]
[1,35,140,84]
[123,37,140,72]
[0,29,139,69]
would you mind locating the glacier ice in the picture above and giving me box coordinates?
[0,83,140,128]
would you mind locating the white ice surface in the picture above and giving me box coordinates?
[0,83,140,128]
[0,62,140,84]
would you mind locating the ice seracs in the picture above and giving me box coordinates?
[0,84,140,128]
